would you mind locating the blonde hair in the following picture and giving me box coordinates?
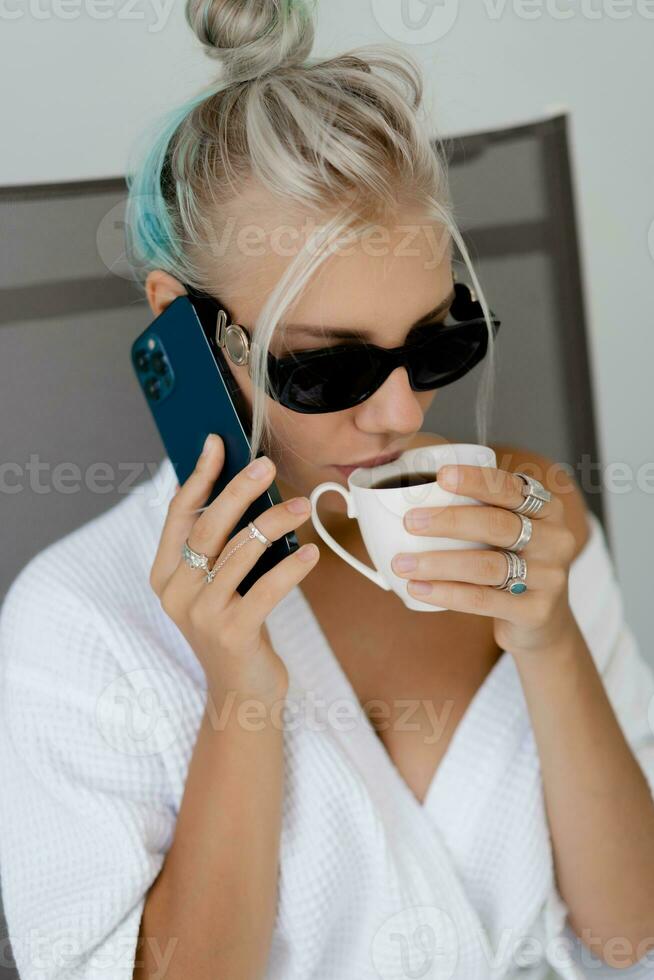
[125,0,497,461]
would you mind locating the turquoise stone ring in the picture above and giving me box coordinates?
[494,549,528,595]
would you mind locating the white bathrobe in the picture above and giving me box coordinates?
[1,456,653,980]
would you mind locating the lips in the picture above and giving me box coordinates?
[333,450,403,476]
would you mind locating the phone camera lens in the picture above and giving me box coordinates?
[146,377,161,401]
[150,351,167,376]
[135,349,150,372]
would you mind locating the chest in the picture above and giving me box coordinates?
[300,555,503,806]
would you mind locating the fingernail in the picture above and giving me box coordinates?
[439,466,457,488]
[201,433,217,457]
[297,544,319,562]
[409,581,432,595]
[287,497,311,514]
[393,555,417,572]
[405,511,429,530]
[246,456,272,479]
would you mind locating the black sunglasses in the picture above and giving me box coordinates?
[184,278,501,415]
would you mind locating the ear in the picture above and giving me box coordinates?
[145,270,187,317]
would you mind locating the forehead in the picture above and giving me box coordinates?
[217,195,454,337]
[280,230,453,339]
[283,285,456,339]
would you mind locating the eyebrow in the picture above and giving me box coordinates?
[282,286,457,339]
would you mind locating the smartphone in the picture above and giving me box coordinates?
[131,294,299,596]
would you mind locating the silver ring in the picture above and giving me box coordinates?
[182,540,216,576]
[507,513,533,552]
[206,521,272,585]
[248,521,273,549]
[493,549,528,594]
[512,473,551,517]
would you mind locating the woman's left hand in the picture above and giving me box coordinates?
[390,463,581,656]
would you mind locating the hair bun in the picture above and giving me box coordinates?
[186,0,315,87]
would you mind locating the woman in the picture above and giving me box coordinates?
[1,1,653,978]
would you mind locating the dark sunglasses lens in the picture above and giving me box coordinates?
[411,322,489,388]
[275,347,383,412]
[270,320,495,412]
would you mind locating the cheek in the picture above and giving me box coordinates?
[230,369,340,472]
[270,405,340,473]
[222,362,346,504]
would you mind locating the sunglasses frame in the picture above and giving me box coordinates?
[184,278,501,414]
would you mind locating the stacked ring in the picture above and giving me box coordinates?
[512,472,551,517]
[494,550,528,594]
[494,473,551,595]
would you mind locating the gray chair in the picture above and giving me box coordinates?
[0,112,605,977]
[427,112,605,534]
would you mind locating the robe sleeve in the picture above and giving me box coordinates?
[0,556,177,980]
[544,512,654,977]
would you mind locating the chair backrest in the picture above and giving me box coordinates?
[0,110,605,979]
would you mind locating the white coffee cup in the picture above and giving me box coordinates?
[309,443,497,612]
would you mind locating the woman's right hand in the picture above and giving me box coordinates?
[149,434,320,699]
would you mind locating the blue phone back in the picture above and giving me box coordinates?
[131,296,299,596]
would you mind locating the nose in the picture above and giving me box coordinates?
[353,366,425,434]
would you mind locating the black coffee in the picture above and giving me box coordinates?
[370,471,437,490]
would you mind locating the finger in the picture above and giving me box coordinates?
[150,434,226,595]
[167,449,281,602]
[182,452,278,576]
[402,504,551,554]
[203,495,315,604]
[405,578,539,621]
[392,548,555,589]
[437,465,561,521]
[225,538,320,631]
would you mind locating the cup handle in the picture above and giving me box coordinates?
[309,482,390,591]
